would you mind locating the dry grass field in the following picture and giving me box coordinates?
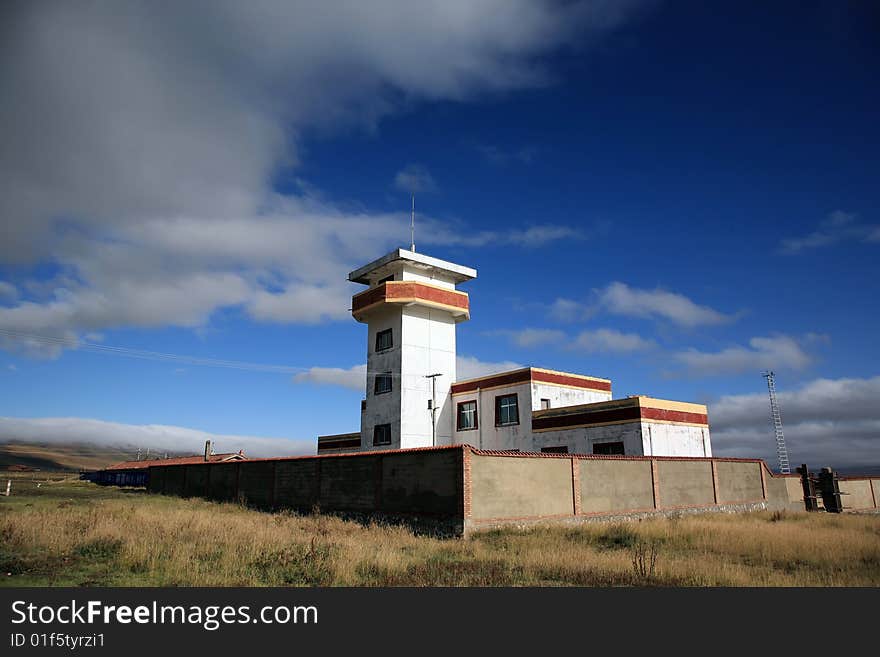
[1,473,878,587]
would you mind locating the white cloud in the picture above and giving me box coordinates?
[709,375,880,470]
[544,282,734,327]
[597,282,733,327]
[394,164,437,194]
[548,298,585,322]
[490,328,566,348]
[507,225,583,246]
[2,0,641,260]
[249,284,352,324]
[492,326,652,354]
[0,282,18,303]
[0,416,314,458]
[781,210,877,254]
[418,222,585,248]
[1,1,642,356]
[293,364,367,391]
[455,355,524,380]
[570,328,654,353]
[674,335,814,376]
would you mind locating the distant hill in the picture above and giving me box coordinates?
[0,442,186,472]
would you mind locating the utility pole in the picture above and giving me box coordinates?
[425,373,442,446]
[762,370,790,474]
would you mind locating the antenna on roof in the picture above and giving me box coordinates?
[410,193,416,252]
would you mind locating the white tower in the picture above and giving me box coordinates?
[349,249,476,450]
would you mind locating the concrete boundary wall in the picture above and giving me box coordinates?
[146,445,879,536]
[148,446,465,533]
[839,477,880,511]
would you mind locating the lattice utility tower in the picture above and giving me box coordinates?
[762,370,790,474]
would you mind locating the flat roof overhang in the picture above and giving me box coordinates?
[349,248,477,285]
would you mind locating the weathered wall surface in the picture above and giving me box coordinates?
[147,467,165,494]
[319,455,379,511]
[149,447,464,522]
[468,454,572,520]
[529,382,611,412]
[839,478,876,510]
[163,464,186,497]
[238,461,276,508]
[580,459,654,513]
[381,449,461,514]
[762,475,805,512]
[274,460,319,509]
[715,461,762,503]
[148,446,877,536]
[209,462,238,501]
[184,464,209,498]
[643,422,711,458]
[655,460,714,507]
[532,422,645,457]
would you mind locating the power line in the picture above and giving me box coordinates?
[0,327,310,374]
[0,327,418,379]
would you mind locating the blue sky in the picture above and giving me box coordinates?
[1,1,877,468]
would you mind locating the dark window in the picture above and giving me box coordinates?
[374,372,392,395]
[593,441,625,455]
[541,446,569,454]
[495,393,519,426]
[457,400,478,431]
[378,274,394,285]
[540,398,551,410]
[373,423,392,446]
[375,328,393,352]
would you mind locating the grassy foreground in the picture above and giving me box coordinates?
[1,473,878,587]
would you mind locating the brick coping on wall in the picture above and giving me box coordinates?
[135,443,876,480]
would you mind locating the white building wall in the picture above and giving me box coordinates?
[641,422,712,457]
[449,389,712,457]
[450,382,531,450]
[400,265,456,289]
[529,382,611,410]
[399,305,456,449]
[529,423,647,455]
[360,308,403,451]
[451,382,616,451]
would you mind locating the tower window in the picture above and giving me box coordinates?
[375,328,393,352]
[373,423,392,446]
[495,394,519,427]
[540,398,551,410]
[541,446,568,454]
[374,372,392,395]
[456,400,478,431]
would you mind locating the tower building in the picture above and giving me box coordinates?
[318,247,711,460]
[348,249,476,450]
